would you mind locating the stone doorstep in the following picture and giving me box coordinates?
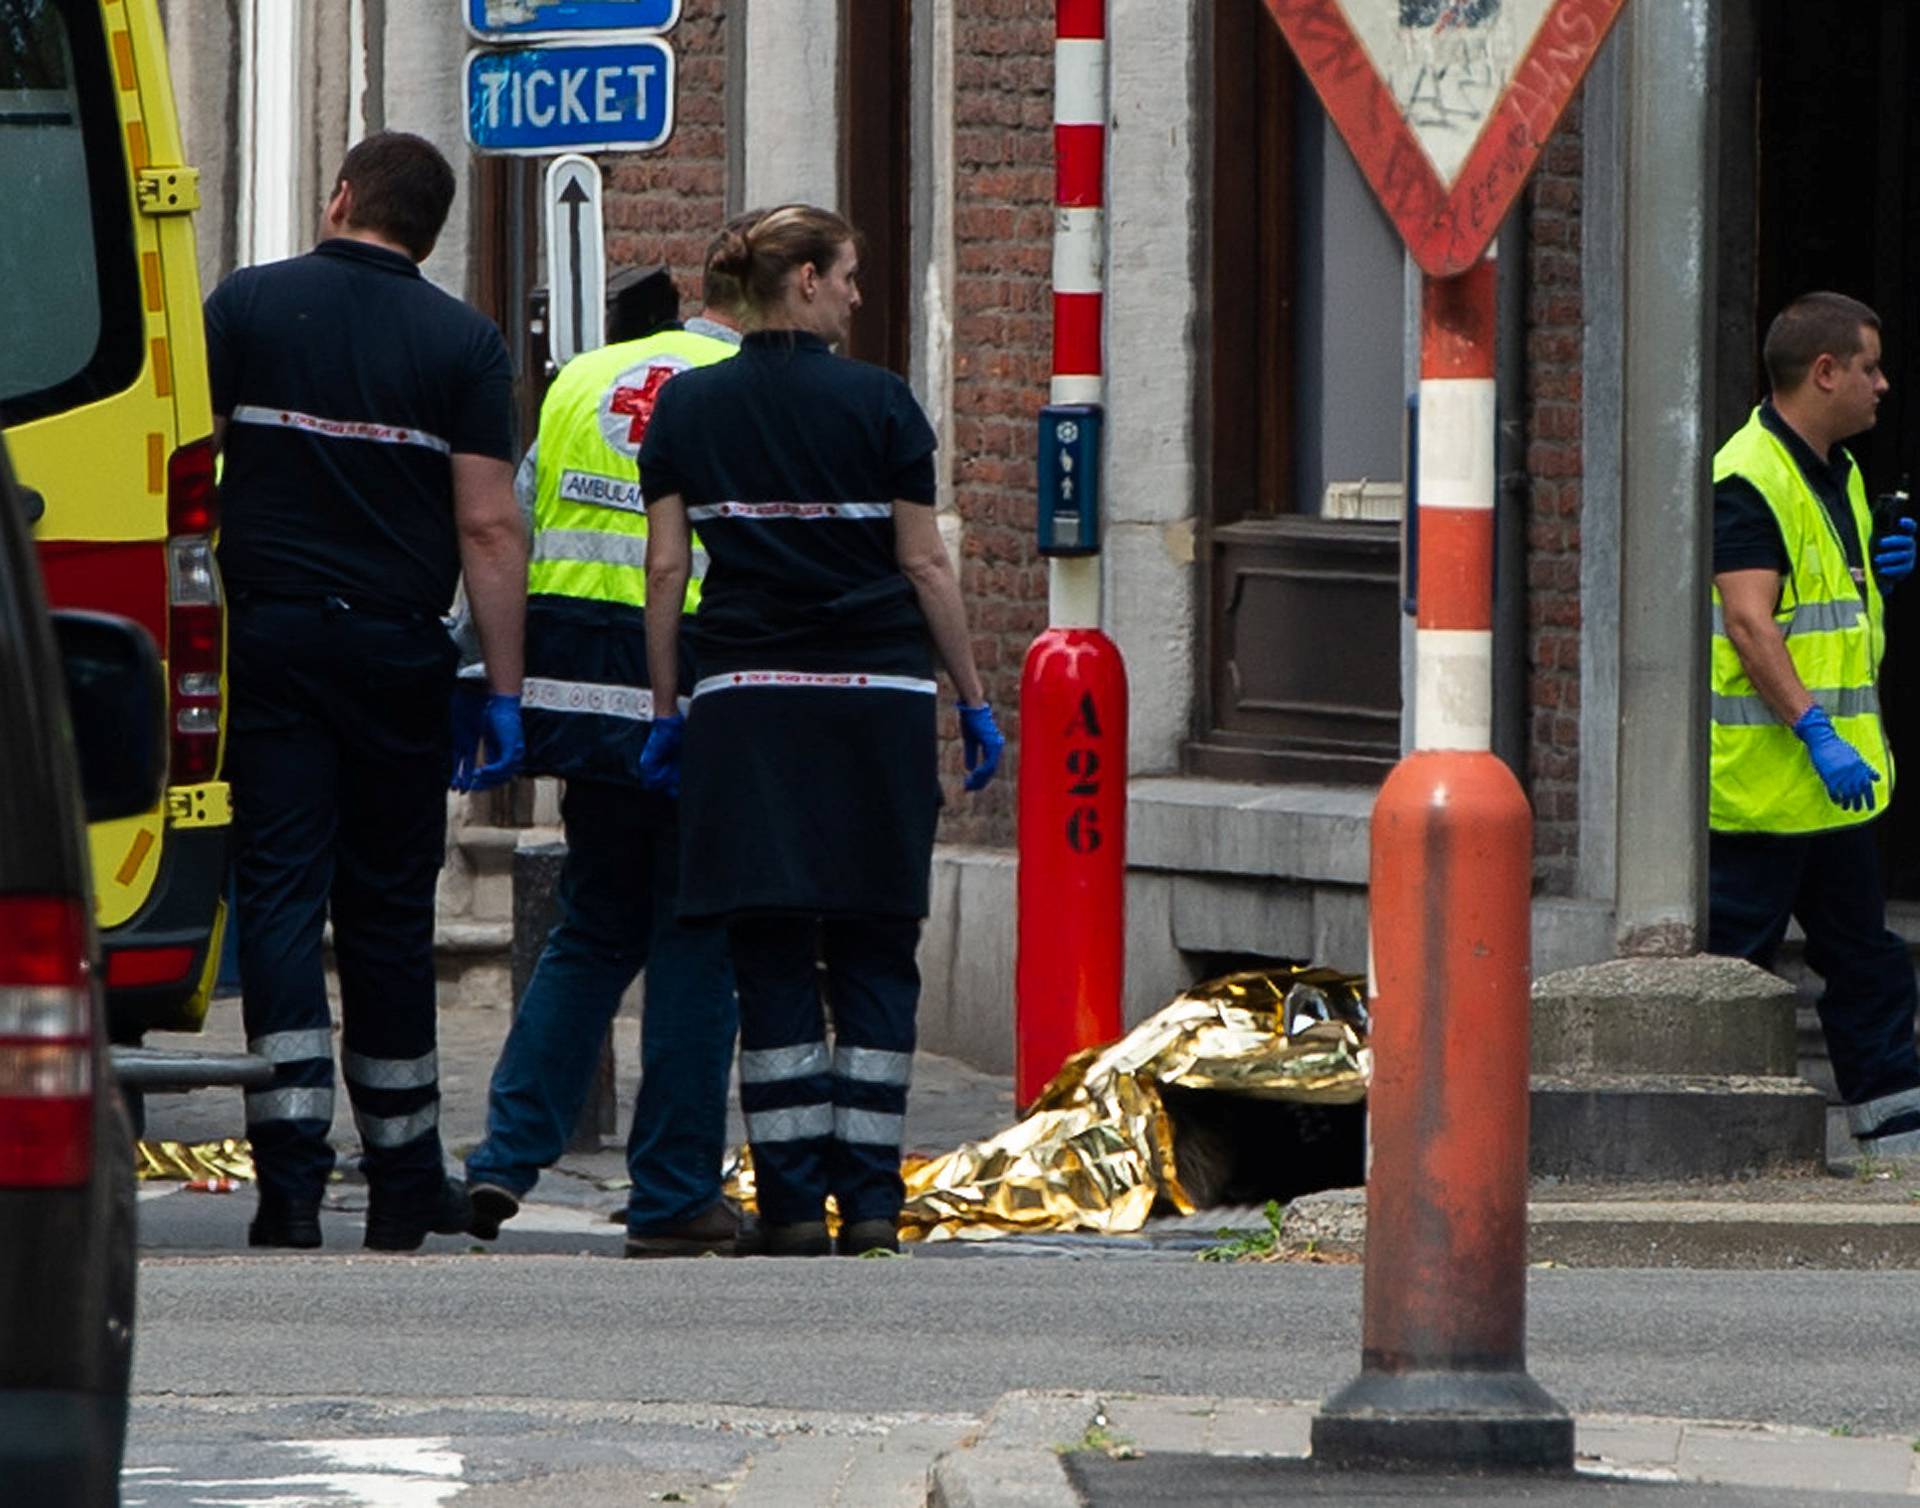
[927,1391,1920,1504]
[1529,1075,1829,1181]
[1531,956,1800,1079]
[1280,1188,1920,1270]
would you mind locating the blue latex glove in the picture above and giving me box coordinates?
[448,681,489,791]
[458,693,524,793]
[957,702,1006,792]
[1872,516,1916,590]
[1793,704,1879,812]
[638,713,686,798]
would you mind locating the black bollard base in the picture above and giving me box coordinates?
[1311,1368,1573,1473]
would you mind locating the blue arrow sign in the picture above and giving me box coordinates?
[465,1,679,41]
[464,38,674,155]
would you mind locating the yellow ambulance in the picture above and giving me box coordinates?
[1,0,229,1046]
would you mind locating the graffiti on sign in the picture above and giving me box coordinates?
[1263,0,1625,275]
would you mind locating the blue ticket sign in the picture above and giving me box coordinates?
[465,0,680,41]
[465,38,674,155]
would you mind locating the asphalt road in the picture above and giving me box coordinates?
[133,1255,1920,1437]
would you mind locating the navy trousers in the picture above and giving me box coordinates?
[228,597,455,1215]
[466,779,737,1233]
[728,915,920,1226]
[1709,821,1920,1129]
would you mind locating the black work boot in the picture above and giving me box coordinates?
[838,1219,900,1257]
[761,1220,832,1257]
[466,1182,521,1241]
[249,1197,322,1250]
[364,1178,473,1252]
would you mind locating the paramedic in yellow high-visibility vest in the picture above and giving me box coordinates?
[1709,290,1920,1162]
[460,223,753,1254]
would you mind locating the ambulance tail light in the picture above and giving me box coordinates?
[0,897,94,1189]
[167,440,223,783]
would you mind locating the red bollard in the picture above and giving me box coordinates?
[1015,626,1127,1106]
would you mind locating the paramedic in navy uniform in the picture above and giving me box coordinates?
[635,204,1005,1257]
[205,132,527,1252]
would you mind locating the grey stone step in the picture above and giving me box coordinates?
[1530,1075,1827,1179]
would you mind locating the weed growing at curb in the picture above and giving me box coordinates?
[1197,1201,1288,1262]
[1057,1419,1141,1460]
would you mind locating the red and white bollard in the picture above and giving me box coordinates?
[1311,259,1572,1471]
[1013,0,1128,1103]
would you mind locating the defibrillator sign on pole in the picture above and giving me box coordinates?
[1265,0,1629,1474]
[543,153,605,367]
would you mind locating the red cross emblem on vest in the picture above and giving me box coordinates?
[608,365,677,446]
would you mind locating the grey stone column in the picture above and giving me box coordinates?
[1614,0,1718,955]
[734,0,842,212]
[512,841,616,1151]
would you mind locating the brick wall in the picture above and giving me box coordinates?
[939,0,1056,848]
[600,9,728,310]
[1524,106,1585,892]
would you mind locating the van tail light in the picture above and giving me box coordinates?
[167,440,223,783]
[0,897,94,1189]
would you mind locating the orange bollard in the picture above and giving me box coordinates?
[1015,626,1127,1107]
[1311,259,1571,1471]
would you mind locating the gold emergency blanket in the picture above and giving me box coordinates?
[136,1138,255,1183]
[724,966,1370,1242]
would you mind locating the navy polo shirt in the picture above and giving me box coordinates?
[637,330,936,657]
[205,239,515,616]
[1713,400,1864,580]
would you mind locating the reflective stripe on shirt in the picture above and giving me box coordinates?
[231,404,451,454]
[692,670,938,699]
[685,501,892,522]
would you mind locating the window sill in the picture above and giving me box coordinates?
[1127,775,1373,888]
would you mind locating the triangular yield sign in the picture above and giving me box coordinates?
[1264,0,1628,277]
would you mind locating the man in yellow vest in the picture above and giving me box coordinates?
[1710,291,1920,1161]
[462,225,749,1253]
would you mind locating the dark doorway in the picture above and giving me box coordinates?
[1725,2,1920,892]
[840,0,912,376]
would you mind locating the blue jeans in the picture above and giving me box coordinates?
[467,780,737,1233]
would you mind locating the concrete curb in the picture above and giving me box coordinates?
[1281,1189,1920,1269]
[929,1393,1920,1504]
[926,1391,1100,1507]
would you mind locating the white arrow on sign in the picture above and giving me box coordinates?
[544,153,606,367]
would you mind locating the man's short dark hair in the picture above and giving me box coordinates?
[605,264,681,344]
[333,132,457,263]
[1764,291,1881,394]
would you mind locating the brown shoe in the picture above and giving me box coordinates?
[623,1201,739,1258]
